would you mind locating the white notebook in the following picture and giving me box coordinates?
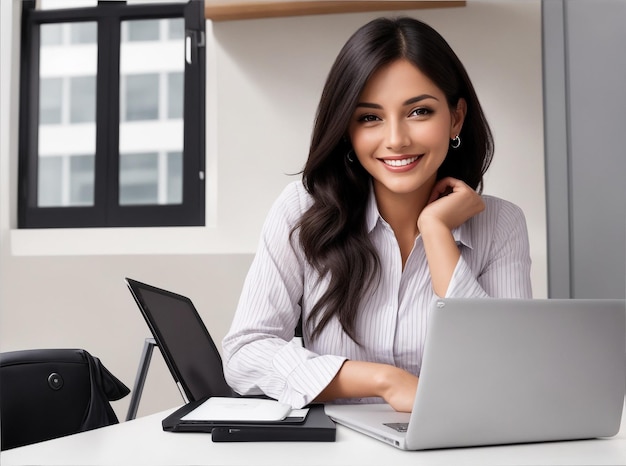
[181,397,296,422]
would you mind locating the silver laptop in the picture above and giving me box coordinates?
[324,298,626,450]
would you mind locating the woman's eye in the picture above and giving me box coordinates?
[410,107,432,117]
[358,114,380,123]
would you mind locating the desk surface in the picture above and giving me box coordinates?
[2,405,626,466]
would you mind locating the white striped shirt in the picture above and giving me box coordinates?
[222,181,532,408]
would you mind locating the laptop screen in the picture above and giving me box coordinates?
[126,278,233,402]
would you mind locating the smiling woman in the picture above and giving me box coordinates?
[221,17,532,412]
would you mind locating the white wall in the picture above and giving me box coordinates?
[0,0,546,420]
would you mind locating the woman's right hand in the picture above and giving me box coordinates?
[315,361,418,412]
[376,365,419,412]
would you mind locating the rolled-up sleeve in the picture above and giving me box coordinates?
[222,183,346,408]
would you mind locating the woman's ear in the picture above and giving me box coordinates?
[451,98,467,137]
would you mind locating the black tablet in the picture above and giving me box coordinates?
[126,278,233,402]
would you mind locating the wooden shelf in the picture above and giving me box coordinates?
[205,1,465,22]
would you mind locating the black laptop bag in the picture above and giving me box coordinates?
[0,348,130,450]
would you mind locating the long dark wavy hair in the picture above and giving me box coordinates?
[295,17,494,343]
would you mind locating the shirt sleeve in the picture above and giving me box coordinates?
[444,198,533,299]
[222,183,347,408]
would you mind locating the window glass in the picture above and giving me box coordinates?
[128,19,160,41]
[39,77,63,125]
[168,18,185,40]
[70,75,96,123]
[168,72,184,119]
[41,23,63,45]
[167,151,183,204]
[119,17,185,207]
[124,73,159,121]
[119,152,159,205]
[38,156,63,207]
[70,21,97,44]
[69,154,95,205]
[38,21,97,208]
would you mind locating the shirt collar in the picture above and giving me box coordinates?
[365,183,475,250]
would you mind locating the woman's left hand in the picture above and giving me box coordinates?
[418,177,485,232]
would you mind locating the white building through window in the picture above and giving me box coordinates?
[37,17,186,209]
[37,21,98,208]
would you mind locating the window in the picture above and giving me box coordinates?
[19,0,205,228]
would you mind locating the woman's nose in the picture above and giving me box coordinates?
[385,119,410,151]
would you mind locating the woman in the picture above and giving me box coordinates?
[222,17,532,412]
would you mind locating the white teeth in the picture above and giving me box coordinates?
[383,156,419,167]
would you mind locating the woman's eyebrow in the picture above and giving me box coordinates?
[355,94,439,109]
[404,94,439,105]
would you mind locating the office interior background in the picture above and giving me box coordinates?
[1,0,624,421]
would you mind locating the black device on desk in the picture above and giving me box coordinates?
[163,400,336,442]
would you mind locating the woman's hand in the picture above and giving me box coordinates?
[418,177,485,232]
[315,361,418,412]
[417,177,485,297]
[376,365,419,412]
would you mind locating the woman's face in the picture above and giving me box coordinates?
[348,59,465,199]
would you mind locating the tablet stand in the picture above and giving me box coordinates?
[126,337,157,421]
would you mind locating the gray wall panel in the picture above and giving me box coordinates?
[566,0,626,299]
[544,0,626,299]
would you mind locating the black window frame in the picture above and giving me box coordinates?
[19,0,205,228]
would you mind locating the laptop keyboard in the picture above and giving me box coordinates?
[384,422,408,432]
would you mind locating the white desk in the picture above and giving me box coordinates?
[2,405,626,466]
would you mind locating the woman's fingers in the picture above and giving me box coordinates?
[422,177,485,230]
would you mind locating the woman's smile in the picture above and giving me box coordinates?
[380,154,423,170]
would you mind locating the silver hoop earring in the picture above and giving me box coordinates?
[451,135,461,149]
[346,149,355,163]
